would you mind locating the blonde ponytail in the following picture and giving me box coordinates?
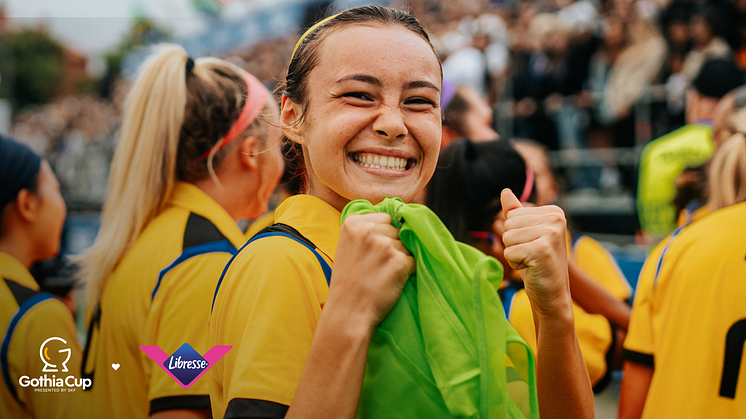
[77,44,189,307]
[708,108,746,212]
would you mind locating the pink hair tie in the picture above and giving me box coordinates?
[519,168,534,203]
[199,71,269,159]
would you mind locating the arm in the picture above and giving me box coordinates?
[500,189,594,419]
[568,262,631,330]
[618,361,653,419]
[617,242,662,419]
[284,213,413,419]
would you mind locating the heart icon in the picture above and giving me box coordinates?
[112,363,120,371]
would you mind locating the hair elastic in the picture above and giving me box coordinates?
[199,71,269,159]
[185,57,195,74]
[290,13,341,64]
[468,231,495,244]
[519,168,534,203]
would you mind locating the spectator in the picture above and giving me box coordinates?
[637,58,744,238]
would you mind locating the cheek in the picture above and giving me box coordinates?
[414,116,443,165]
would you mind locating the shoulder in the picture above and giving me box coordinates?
[6,294,78,354]
[226,234,327,284]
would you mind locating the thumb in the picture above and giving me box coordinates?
[501,188,523,219]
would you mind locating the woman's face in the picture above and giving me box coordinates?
[460,86,498,142]
[287,24,443,210]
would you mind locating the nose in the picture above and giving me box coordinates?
[372,105,408,140]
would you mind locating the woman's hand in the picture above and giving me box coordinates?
[499,189,572,317]
[500,188,594,419]
[287,213,414,419]
[329,213,415,329]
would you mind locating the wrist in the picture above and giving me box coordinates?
[531,297,575,330]
[322,288,378,338]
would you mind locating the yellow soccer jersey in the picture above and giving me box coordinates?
[0,252,88,419]
[83,182,245,418]
[571,236,632,302]
[676,201,710,228]
[209,194,337,419]
[502,235,630,390]
[625,201,746,418]
[502,285,612,389]
[637,124,713,237]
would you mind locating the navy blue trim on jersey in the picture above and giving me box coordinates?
[224,398,288,419]
[623,348,655,368]
[152,240,237,300]
[212,224,332,311]
[653,226,685,287]
[183,213,229,249]
[501,287,518,319]
[498,280,524,319]
[150,395,211,414]
[4,279,37,306]
[1,292,55,402]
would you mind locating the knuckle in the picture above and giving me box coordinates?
[547,205,565,216]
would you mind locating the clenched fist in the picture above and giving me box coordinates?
[499,188,572,316]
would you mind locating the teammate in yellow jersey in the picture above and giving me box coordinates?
[637,58,743,238]
[427,139,632,391]
[619,120,746,418]
[209,6,594,419]
[75,46,283,419]
[0,136,88,419]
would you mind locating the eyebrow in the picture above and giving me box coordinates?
[336,74,440,93]
[336,74,382,87]
[403,80,440,93]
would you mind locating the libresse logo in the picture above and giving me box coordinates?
[18,337,91,392]
[140,343,230,389]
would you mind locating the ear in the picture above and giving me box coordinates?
[441,126,459,149]
[237,135,260,171]
[280,95,305,145]
[14,189,39,224]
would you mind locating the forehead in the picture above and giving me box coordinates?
[312,24,441,87]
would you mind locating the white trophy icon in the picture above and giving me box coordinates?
[40,337,71,373]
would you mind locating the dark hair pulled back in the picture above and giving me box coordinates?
[279,5,439,190]
[426,139,531,242]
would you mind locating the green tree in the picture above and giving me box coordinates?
[104,15,171,82]
[0,29,64,110]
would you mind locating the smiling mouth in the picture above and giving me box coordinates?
[350,152,415,171]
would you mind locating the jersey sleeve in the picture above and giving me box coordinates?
[210,236,328,419]
[144,252,234,414]
[11,298,88,419]
[623,242,665,367]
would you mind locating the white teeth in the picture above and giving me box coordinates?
[352,153,410,171]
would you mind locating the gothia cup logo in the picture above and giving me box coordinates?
[140,344,230,389]
[40,337,71,372]
[18,337,91,392]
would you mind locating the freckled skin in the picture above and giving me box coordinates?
[289,25,443,211]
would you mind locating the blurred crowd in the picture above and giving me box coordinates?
[6,0,746,204]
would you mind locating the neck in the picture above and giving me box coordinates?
[193,177,247,222]
[0,234,35,268]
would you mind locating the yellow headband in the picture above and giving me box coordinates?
[290,13,340,64]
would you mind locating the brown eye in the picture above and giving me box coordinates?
[343,92,373,101]
[405,97,435,106]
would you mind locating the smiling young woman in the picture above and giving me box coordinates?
[208,6,593,419]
